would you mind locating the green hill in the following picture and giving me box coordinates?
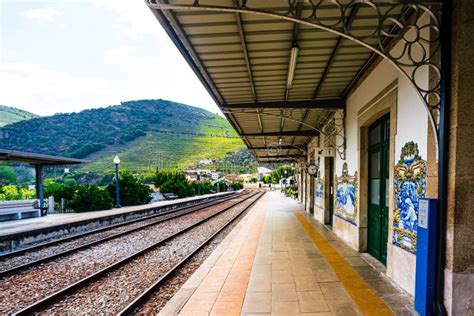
[0,105,38,127]
[0,100,247,175]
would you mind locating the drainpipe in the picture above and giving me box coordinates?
[434,1,452,314]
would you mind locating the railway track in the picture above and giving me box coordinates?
[0,191,245,277]
[11,190,264,315]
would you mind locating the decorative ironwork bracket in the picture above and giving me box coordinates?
[222,107,347,160]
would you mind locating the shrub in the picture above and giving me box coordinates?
[215,180,227,192]
[248,177,258,184]
[263,175,272,184]
[69,185,113,212]
[0,185,35,201]
[231,181,243,190]
[107,170,152,206]
[44,182,77,201]
[192,181,214,195]
[283,184,298,199]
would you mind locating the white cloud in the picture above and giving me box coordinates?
[88,0,166,41]
[23,7,59,23]
[0,63,122,115]
[104,46,156,65]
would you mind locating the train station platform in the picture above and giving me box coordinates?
[161,191,414,315]
[0,191,235,252]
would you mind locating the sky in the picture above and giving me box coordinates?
[0,0,218,116]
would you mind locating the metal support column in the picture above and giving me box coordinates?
[434,1,452,314]
[34,164,45,216]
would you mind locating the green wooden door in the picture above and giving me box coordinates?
[368,114,390,265]
[328,157,334,226]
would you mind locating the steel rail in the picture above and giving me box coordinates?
[118,191,265,315]
[13,191,262,316]
[0,192,238,260]
[0,192,247,277]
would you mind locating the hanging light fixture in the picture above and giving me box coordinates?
[286,46,299,90]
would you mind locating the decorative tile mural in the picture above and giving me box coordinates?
[315,176,324,209]
[392,141,427,254]
[335,163,358,225]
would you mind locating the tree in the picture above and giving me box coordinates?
[0,163,16,186]
[68,185,113,212]
[270,165,294,184]
[160,179,194,198]
[154,170,195,198]
[0,185,35,201]
[107,170,152,206]
[263,175,272,184]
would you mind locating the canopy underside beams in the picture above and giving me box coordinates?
[148,1,409,162]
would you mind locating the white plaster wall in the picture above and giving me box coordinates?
[331,17,430,296]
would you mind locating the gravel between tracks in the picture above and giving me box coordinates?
[0,196,238,272]
[134,198,253,315]
[0,193,254,315]
[39,194,261,314]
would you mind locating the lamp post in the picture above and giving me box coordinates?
[113,155,121,208]
[197,171,201,195]
[284,170,287,190]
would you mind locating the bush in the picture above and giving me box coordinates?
[283,184,298,199]
[107,170,152,206]
[192,181,214,195]
[231,181,243,190]
[0,185,35,201]
[44,182,77,201]
[263,175,272,184]
[69,185,113,212]
[248,177,258,184]
[215,180,228,192]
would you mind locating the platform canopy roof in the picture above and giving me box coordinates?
[0,149,87,166]
[146,0,419,162]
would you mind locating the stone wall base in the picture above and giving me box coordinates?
[333,216,361,250]
[444,269,474,315]
[386,244,416,295]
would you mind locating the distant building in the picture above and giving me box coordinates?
[238,174,255,182]
[199,159,213,165]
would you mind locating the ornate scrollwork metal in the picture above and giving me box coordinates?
[322,110,346,160]
[221,107,347,160]
[149,0,444,144]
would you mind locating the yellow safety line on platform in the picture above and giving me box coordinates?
[293,210,393,316]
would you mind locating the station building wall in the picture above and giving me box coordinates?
[299,17,433,296]
[294,6,473,313]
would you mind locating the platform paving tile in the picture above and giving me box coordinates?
[271,269,295,284]
[162,191,417,315]
[272,283,298,302]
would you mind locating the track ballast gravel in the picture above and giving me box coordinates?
[0,193,254,315]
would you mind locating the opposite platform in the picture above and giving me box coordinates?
[0,191,235,252]
[161,191,415,315]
